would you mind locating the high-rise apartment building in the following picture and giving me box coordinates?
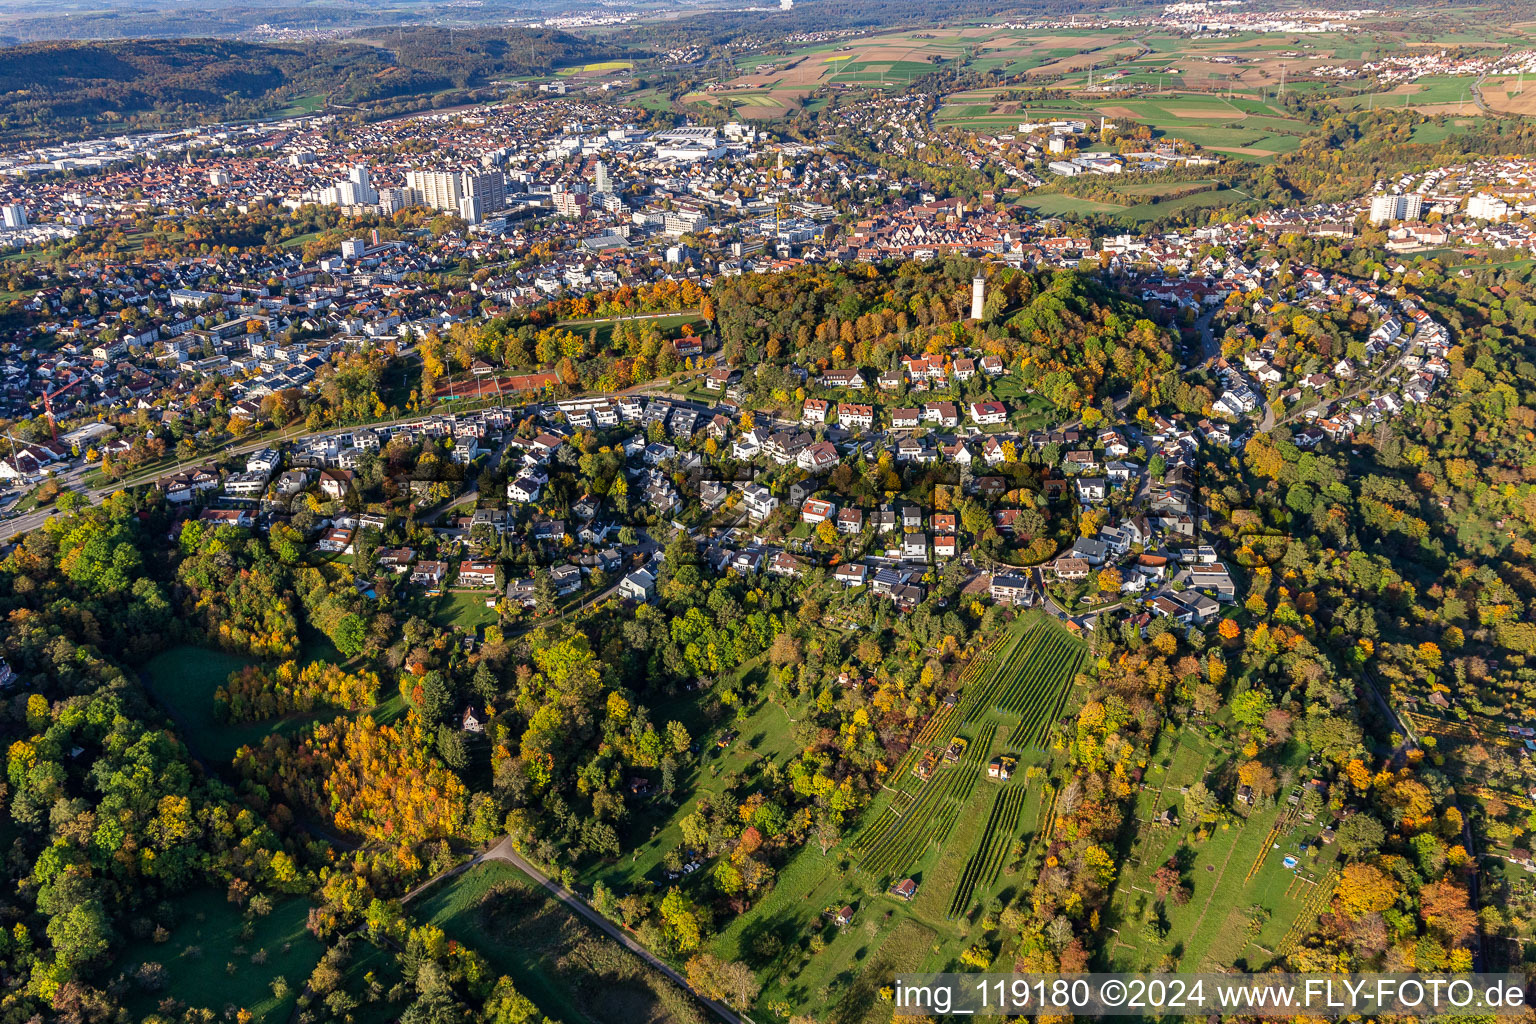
[406,170,464,212]
[378,187,412,214]
[1368,193,1423,224]
[459,171,506,214]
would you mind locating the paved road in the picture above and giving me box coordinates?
[0,410,448,543]
[418,429,526,526]
[1271,346,1410,434]
[0,359,710,544]
[478,836,746,1024]
[1193,305,1221,369]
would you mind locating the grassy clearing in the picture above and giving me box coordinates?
[1128,187,1249,216]
[1411,120,1485,144]
[112,889,322,1024]
[141,638,357,764]
[272,93,326,117]
[279,230,327,251]
[555,311,704,351]
[429,590,500,632]
[415,860,703,1024]
[141,646,285,765]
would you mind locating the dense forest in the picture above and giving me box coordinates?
[712,260,1177,412]
[0,28,628,143]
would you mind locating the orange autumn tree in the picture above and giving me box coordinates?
[317,712,468,845]
[216,660,380,723]
[235,711,467,848]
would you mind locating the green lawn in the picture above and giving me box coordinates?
[554,311,704,352]
[280,230,327,251]
[112,889,323,1024]
[140,645,336,765]
[429,590,501,632]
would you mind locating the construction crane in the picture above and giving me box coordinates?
[39,378,81,445]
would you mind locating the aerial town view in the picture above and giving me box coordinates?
[0,0,1535,1019]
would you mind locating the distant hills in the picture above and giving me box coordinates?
[0,28,628,146]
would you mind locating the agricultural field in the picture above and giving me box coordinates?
[948,785,1029,918]
[853,721,997,881]
[934,85,1310,161]
[1104,719,1338,973]
[673,17,1536,135]
[697,31,973,115]
[700,26,1153,117]
[954,615,1085,741]
[1410,118,1488,144]
[556,60,634,78]
[1333,74,1481,115]
[578,614,1088,1020]
[1479,75,1536,116]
